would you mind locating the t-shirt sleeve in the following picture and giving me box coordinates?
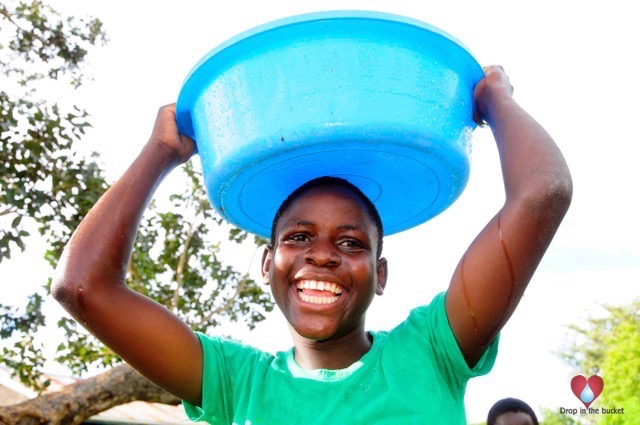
[182,332,274,424]
[182,332,235,424]
[401,292,499,390]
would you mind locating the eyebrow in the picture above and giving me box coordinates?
[337,224,362,232]
[278,220,314,232]
[279,221,365,233]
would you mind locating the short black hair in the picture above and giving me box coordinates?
[487,398,539,425]
[270,176,384,258]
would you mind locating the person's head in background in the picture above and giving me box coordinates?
[487,398,539,425]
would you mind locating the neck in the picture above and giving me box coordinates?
[290,326,373,370]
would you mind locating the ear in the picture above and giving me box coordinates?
[261,246,273,286]
[375,257,388,296]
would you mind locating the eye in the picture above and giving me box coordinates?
[283,232,310,243]
[338,238,366,250]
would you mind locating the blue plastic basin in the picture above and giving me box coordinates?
[176,10,484,238]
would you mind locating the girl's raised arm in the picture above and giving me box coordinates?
[444,66,573,367]
[53,104,204,405]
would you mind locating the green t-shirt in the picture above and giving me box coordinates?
[183,292,499,424]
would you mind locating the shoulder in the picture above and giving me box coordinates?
[195,333,276,370]
[386,292,499,379]
[396,292,448,338]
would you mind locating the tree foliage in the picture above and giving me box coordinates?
[1,0,109,394]
[1,0,108,264]
[1,2,274,423]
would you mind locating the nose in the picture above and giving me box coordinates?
[304,239,341,267]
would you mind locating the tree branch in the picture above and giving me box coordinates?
[0,207,18,217]
[0,363,179,425]
[0,4,48,48]
[171,200,204,313]
[0,5,19,28]
[201,276,248,325]
[195,245,261,327]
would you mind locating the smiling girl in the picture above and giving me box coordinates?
[53,66,572,424]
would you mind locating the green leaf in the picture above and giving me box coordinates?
[11,215,23,228]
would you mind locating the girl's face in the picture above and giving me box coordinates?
[262,185,387,342]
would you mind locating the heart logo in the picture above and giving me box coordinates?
[571,375,604,408]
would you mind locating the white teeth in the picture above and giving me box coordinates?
[296,280,344,295]
[298,292,341,305]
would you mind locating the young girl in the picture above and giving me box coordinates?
[53,66,572,424]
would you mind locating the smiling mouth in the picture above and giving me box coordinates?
[295,280,344,305]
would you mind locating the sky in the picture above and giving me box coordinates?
[3,0,640,423]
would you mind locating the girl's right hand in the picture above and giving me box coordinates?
[149,103,196,165]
